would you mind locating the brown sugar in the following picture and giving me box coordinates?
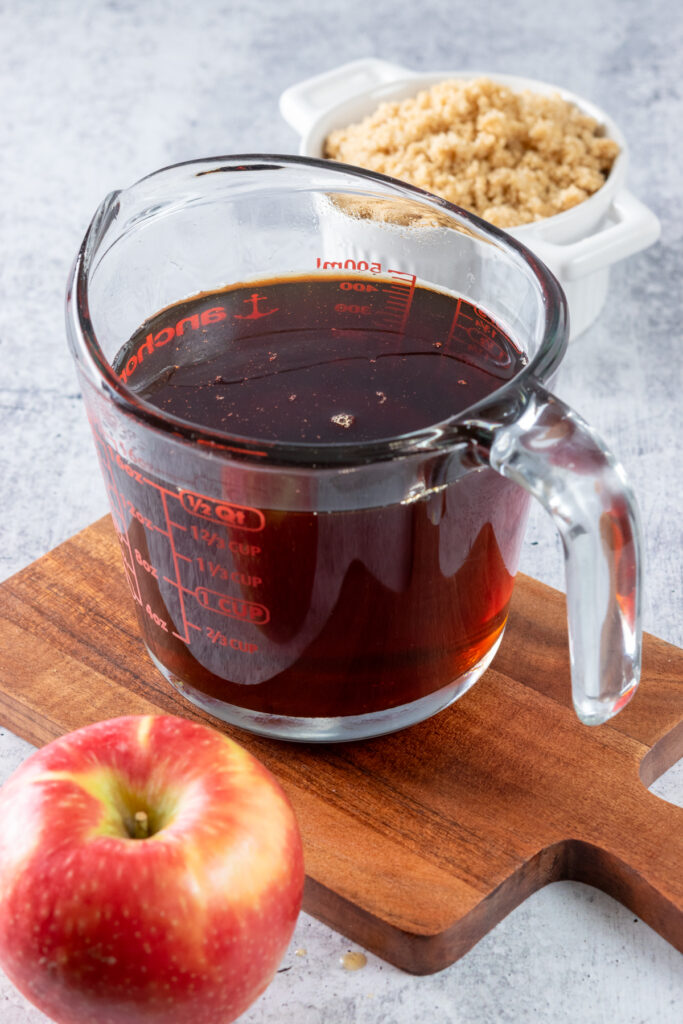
[324,78,619,228]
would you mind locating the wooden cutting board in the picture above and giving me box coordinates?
[0,516,681,974]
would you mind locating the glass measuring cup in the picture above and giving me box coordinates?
[66,155,641,742]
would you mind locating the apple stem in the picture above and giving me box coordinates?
[133,810,150,839]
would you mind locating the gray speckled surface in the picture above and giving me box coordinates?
[0,1,681,1021]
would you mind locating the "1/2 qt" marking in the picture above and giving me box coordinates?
[180,491,265,532]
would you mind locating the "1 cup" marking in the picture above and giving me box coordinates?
[195,586,270,625]
[180,491,265,532]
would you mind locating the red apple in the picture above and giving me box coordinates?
[0,715,304,1024]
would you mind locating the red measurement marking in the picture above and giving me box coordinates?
[189,526,226,550]
[195,556,262,587]
[161,490,191,645]
[444,300,511,368]
[339,281,378,292]
[139,476,178,499]
[94,427,270,644]
[115,452,146,485]
[205,628,251,649]
[315,256,383,274]
[99,440,143,605]
[98,442,126,523]
[145,603,168,632]
[387,269,415,278]
[126,500,169,537]
[113,531,139,584]
[119,564,142,606]
[445,297,464,348]
[205,627,258,653]
[194,586,270,625]
[335,303,371,315]
[107,447,261,504]
[189,527,262,555]
[180,491,265,532]
[134,548,159,580]
[372,272,416,335]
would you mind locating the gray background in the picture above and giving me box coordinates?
[0,1,681,1021]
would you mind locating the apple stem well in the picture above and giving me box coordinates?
[132,810,150,840]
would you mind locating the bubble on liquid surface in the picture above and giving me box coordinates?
[331,413,355,429]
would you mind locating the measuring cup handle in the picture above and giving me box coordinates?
[467,382,642,724]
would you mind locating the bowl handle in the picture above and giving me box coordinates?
[279,59,414,137]
[531,191,660,282]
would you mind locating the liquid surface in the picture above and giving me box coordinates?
[115,274,525,444]
[104,274,530,722]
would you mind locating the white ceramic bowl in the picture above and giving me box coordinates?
[280,59,660,339]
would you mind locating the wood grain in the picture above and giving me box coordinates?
[0,516,681,974]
